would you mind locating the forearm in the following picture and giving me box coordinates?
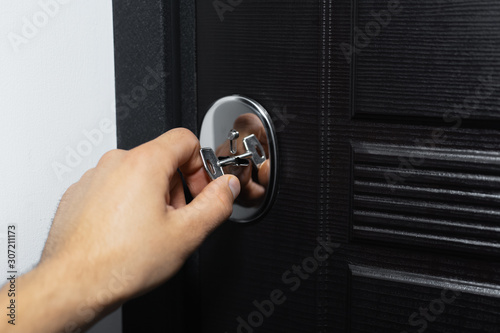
[0,258,120,333]
[0,129,237,331]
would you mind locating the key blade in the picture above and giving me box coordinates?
[243,134,266,165]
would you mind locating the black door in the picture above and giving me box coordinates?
[118,1,500,332]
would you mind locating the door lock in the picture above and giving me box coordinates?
[198,95,278,223]
[200,130,267,180]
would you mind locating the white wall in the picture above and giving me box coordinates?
[0,0,120,331]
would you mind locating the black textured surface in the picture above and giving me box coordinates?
[117,0,500,332]
[324,0,500,331]
[114,0,170,150]
[114,0,198,332]
[197,0,500,332]
[113,0,172,331]
[352,0,500,121]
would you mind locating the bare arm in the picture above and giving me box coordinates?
[0,128,240,333]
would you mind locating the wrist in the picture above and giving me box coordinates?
[5,254,123,333]
[41,253,125,328]
[21,258,94,332]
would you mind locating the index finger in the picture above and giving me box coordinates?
[132,128,210,195]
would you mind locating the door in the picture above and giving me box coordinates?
[119,0,500,332]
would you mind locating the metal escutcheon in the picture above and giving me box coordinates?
[199,95,279,223]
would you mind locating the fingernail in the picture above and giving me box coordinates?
[228,176,241,199]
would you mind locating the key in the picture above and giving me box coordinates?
[200,134,267,180]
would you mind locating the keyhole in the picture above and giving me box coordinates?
[207,160,216,175]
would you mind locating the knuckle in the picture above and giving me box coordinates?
[171,128,199,146]
[61,182,79,202]
[124,148,155,170]
[98,149,126,166]
[171,127,194,137]
[64,183,77,196]
[80,168,95,180]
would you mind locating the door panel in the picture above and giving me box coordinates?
[329,0,500,331]
[197,1,322,332]
[349,265,500,332]
[196,0,500,332]
[352,1,500,120]
[352,142,500,254]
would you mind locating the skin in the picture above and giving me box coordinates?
[0,128,240,333]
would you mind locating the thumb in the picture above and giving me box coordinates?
[174,175,240,237]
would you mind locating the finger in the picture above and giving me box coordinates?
[132,128,204,180]
[172,175,240,242]
[132,128,212,198]
[168,172,186,209]
[183,166,211,198]
[258,160,270,188]
[234,113,265,139]
[241,178,265,203]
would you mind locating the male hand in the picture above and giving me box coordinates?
[1,128,240,333]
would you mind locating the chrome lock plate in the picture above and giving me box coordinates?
[199,95,279,223]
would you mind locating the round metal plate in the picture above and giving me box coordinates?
[199,95,279,223]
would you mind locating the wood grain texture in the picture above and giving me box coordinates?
[352,142,500,254]
[198,0,500,331]
[324,0,500,331]
[350,265,500,333]
[352,0,500,121]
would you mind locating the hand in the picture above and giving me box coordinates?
[0,128,240,333]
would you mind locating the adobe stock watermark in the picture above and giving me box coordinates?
[271,105,295,132]
[226,237,340,333]
[8,0,74,53]
[51,118,115,182]
[213,0,243,22]
[384,69,497,188]
[64,268,134,333]
[401,288,461,333]
[51,61,167,182]
[340,0,403,64]
[116,61,169,121]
